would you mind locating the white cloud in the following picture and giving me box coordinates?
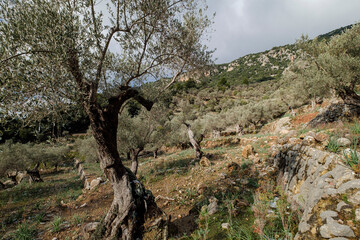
[206,0,360,63]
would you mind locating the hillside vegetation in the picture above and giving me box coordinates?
[1,24,360,240]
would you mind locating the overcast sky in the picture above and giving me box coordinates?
[206,0,360,64]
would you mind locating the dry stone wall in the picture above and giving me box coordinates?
[274,144,360,240]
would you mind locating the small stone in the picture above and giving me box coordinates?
[242,145,254,158]
[348,191,360,205]
[207,197,219,215]
[90,179,101,190]
[200,157,211,167]
[219,173,227,179]
[84,178,91,190]
[336,201,350,212]
[355,208,360,222]
[302,136,315,146]
[97,177,104,182]
[315,132,329,142]
[80,203,87,208]
[221,223,230,230]
[82,222,100,239]
[337,138,351,147]
[269,197,279,209]
[320,210,338,221]
[52,238,58,240]
[329,238,349,240]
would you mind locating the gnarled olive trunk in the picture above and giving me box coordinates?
[184,123,203,160]
[130,148,142,176]
[87,102,160,239]
[338,86,360,107]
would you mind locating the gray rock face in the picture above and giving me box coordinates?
[320,218,355,238]
[274,144,360,239]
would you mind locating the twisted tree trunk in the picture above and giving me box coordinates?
[130,148,143,176]
[338,86,360,107]
[85,93,163,239]
[184,123,203,160]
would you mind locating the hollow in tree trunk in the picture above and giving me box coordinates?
[184,123,203,160]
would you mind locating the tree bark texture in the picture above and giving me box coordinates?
[338,86,360,107]
[84,93,162,240]
[184,123,203,160]
[130,148,142,176]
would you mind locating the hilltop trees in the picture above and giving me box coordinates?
[0,0,212,238]
[294,24,360,106]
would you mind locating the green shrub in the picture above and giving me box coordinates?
[0,141,71,177]
[350,120,360,134]
[74,136,99,163]
[51,216,63,233]
[11,222,37,240]
[343,142,360,170]
[327,137,340,153]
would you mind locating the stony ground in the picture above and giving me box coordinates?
[1,100,360,239]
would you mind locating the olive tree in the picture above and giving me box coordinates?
[295,24,360,106]
[0,0,212,238]
[117,102,171,175]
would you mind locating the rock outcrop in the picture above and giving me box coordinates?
[309,103,360,127]
[274,144,360,239]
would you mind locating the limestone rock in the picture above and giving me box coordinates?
[200,157,211,167]
[274,117,291,134]
[3,180,16,188]
[207,197,219,215]
[302,136,315,146]
[82,222,100,239]
[320,211,338,221]
[315,132,329,142]
[84,178,91,190]
[336,201,351,212]
[90,179,101,190]
[320,218,355,238]
[355,209,360,222]
[16,171,29,184]
[286,130,298,138]
[227,162,240,176]
[221,223,230,230]
[337,180,360,194]
[349,191,360,205]
[337,138,351,147]
[242,145,254,158]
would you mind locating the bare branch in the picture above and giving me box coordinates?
[90,0,103,52]
[0,50,53,66]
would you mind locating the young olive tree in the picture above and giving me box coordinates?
[117,102,171,175]
[0,0,212,238]
[296,24,360,106]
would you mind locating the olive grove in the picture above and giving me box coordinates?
[0,0,212,239]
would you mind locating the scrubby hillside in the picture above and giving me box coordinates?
[1,24,360,240]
